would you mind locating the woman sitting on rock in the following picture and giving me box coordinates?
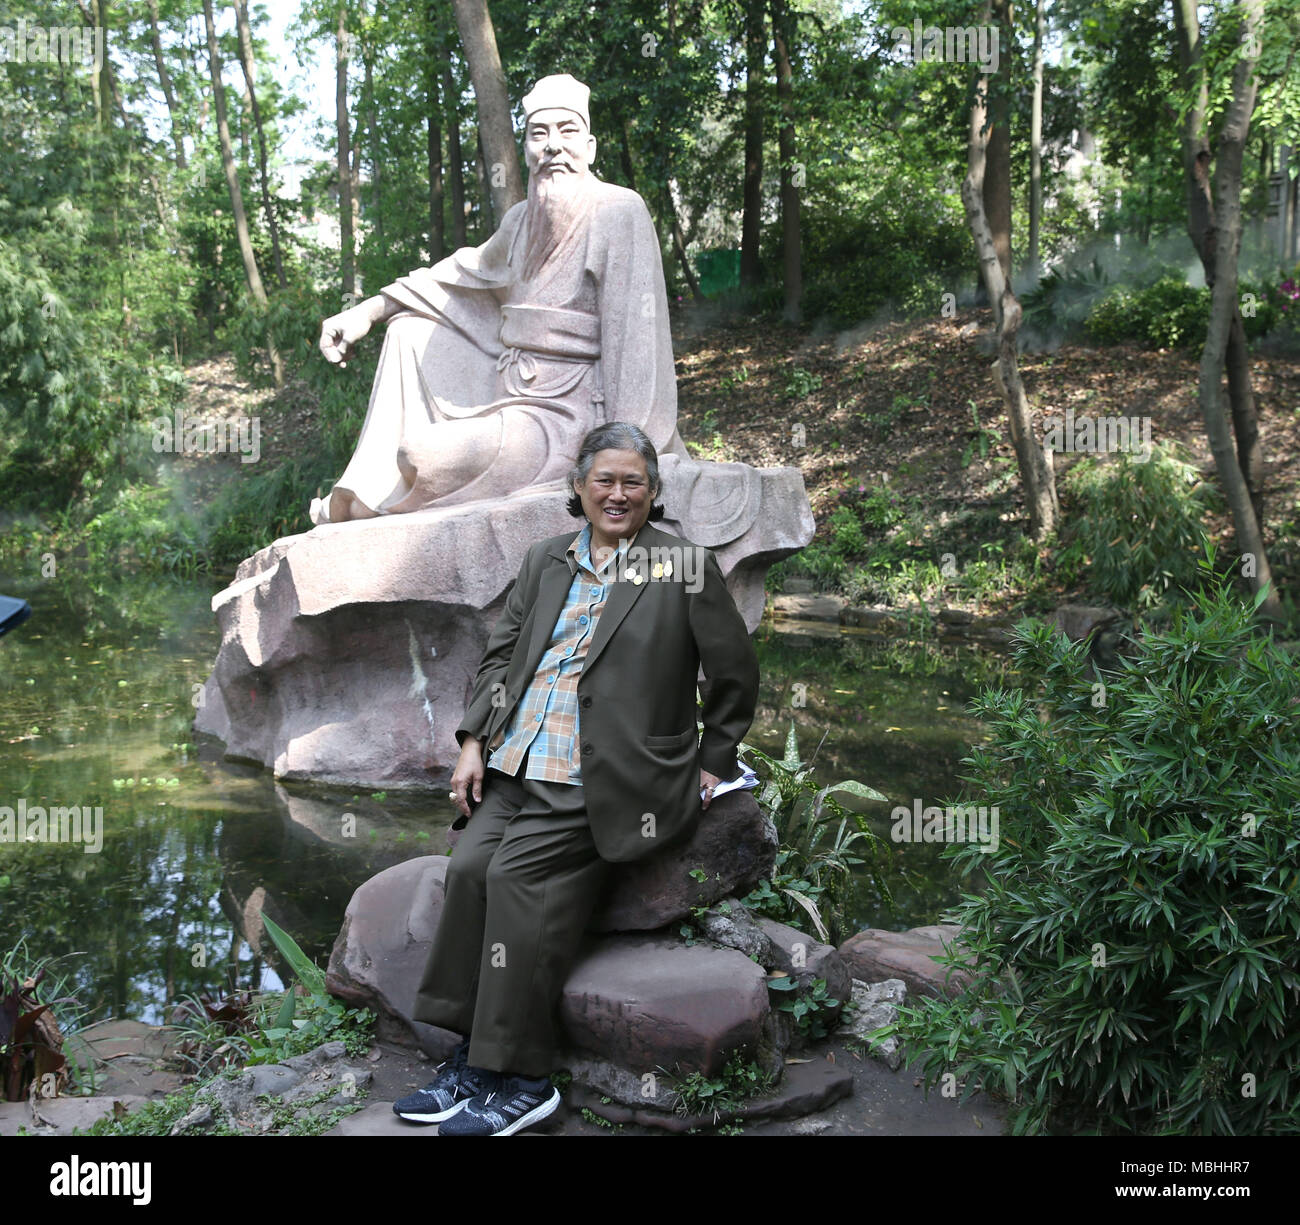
[392,419,760,1136]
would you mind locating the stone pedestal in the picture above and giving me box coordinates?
[195,463,812,791]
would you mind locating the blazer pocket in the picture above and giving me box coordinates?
[645,728,697,751]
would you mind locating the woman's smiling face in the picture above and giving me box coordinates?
[573,448,655,554]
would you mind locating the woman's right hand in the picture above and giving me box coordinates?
[449,737,485,819]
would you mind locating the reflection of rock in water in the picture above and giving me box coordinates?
[191,746,455,993]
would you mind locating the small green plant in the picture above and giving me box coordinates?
[784,366,822,400]
[1057,442,1216,609]
[960,401,1004,467]
[247,915,375,1063]
[739,721,891,946]
[718,365,749,394]
[665,1048,774,1125]
[767,974,840,1039]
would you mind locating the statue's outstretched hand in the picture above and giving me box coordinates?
[319,305,372,368]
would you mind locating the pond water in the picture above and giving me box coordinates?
[0,568,1013,1028]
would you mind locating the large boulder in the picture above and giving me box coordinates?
[324,856,461,1058]
[443,790,777,931]
[195,471,812,792]
[559,932,777,1087]
[325,851,847,1124]
[837,924,972,999]
[589,791,778,931]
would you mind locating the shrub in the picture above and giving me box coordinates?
[880,564,1300,1135]
[1083,275,1283,351]
[1057,443,1216,609]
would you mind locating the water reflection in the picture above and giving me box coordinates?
[0,568,1012,1026]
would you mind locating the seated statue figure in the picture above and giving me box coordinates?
[311,73,685,525]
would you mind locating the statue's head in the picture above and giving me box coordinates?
[521,74,596,182]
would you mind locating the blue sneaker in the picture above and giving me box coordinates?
[392,1040,498,1124]
[437,1073,561,1136]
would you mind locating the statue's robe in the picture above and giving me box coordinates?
[315,177,686,524]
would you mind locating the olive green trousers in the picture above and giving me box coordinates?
[409,766,611,1078]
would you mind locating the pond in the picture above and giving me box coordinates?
[0,567,1014,1029]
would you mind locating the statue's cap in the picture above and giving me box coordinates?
[521,74,590,129]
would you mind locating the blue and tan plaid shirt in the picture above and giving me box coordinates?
[485,522,643,785]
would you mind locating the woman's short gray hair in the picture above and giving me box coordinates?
[566,421,666,520]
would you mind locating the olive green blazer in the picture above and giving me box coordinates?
[456,521,760,862]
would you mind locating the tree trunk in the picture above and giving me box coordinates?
[425,1,445,262]
[444,64,467,248]
[146,0,187,169]
[336,3,356,299]
[1028,0,1043,281]
[450,0,524,220]
[1173,0,1265,527]
[1193,0,1278,620]
[983,0,1013,289]
[202,0,282,385]
[233,0,286,288]
[362,34,384,244]
[474,127,494,238]
[963,7,1057,540]
[740,0,765,290]
[770,0,801,323]
[427,81,445,262]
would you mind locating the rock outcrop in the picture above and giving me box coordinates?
[195,469,812,792]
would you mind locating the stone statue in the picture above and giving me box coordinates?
[195,74,813,792]
[311,73,685,525]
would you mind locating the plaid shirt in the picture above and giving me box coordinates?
[485,522,643,785]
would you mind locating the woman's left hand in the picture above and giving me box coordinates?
[700,767,722,809]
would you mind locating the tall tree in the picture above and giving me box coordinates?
[983,0,1014,284]
[1189,0,1278,620]
[450,0,524,221]
[233,0,286,288]
[1173,0,1265,529]
[444,63,468,248]
[770,0,802,322]
[336,2,356,298]
[1028,0,1044,280]
[964,1,1057,538]
[146,0,188,170]
[202,0,282,384]
[740,0,766,290]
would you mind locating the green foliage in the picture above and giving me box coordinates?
[1084,276,1283,351]
[665,1048,775,1125]
[1021,257,1114,345]
[739,721,890,947]
[766,975,840,1039]
[167,918,374,1078]
[1058,443,1217,608]
[783,366,822,400]
[0,936,88,1101]
[880,564,1300,1134]
[799,175,969,328]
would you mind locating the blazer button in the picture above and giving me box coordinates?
[582,743,593,756]
[580,696,592,708]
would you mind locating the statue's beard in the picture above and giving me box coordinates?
[520,167,597,284]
